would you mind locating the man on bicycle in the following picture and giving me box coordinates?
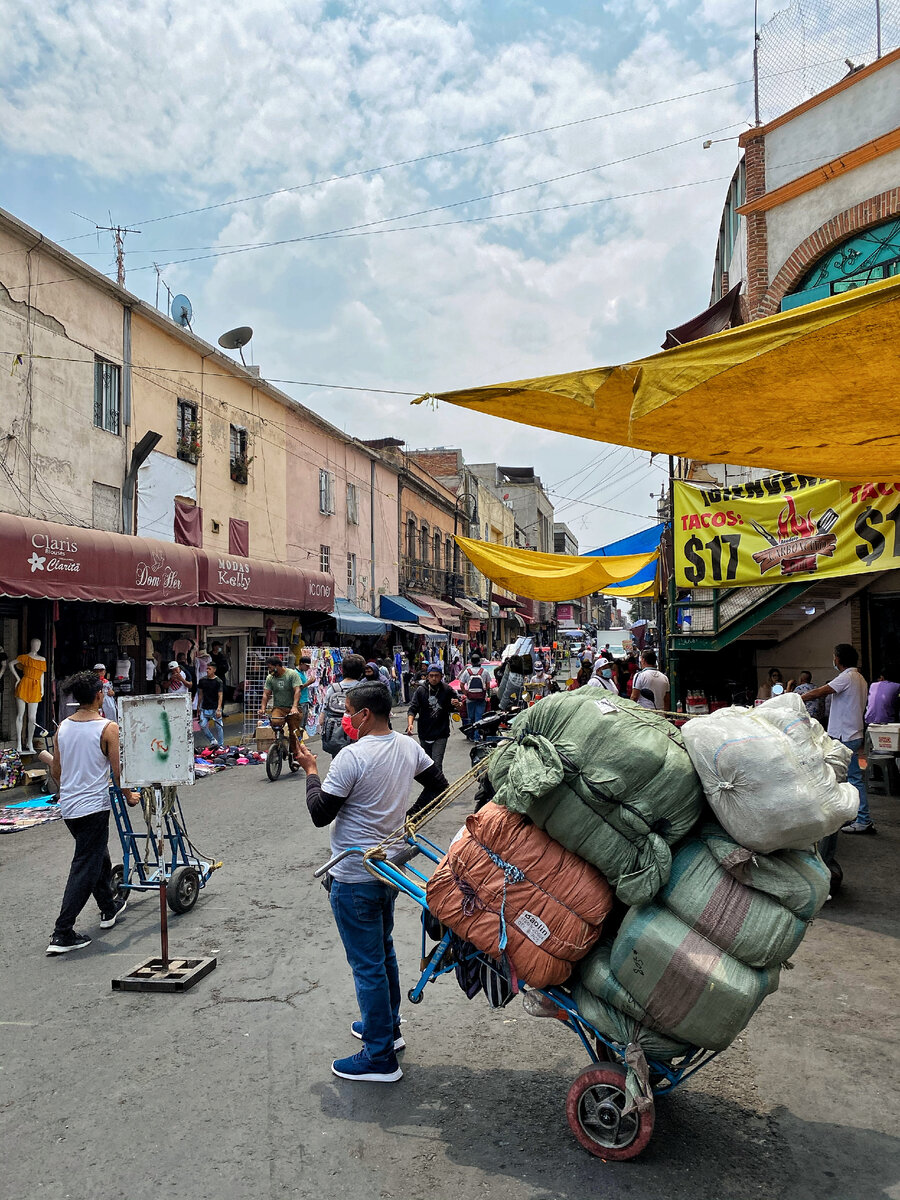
[259,656,303,765]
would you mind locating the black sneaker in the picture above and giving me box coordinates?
[46,931,91,955]
[99,898,128,929]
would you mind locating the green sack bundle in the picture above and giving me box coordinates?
[488,690,703,905]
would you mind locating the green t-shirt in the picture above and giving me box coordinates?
[265,668,302,709]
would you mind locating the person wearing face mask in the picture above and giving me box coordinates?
[296,682,448,1084]
[630,649,671,712]
[587,657,617,692]
[405,663,460,772]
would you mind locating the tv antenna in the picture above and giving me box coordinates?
[217,326,253,366]
[96,220,141,287]
[171,294,193,329]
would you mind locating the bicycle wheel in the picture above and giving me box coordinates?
[266,740,283,781]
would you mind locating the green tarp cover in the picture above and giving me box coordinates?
[488,690,703,906]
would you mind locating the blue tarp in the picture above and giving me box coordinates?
[585,525,663,557]
[332,597,388,636]
[379,595,432,623]
[586,524,662,594]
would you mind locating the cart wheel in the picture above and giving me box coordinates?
[110,863,129,905]
[407,988,424,1005]
[265,741,283,781]
[289,754,301,773]
[566,1063,654,1161]
[166,866,201,914]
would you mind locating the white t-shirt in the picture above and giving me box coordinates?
[632,668,670,710]
[827,667,867,742]
[323,732,433,882]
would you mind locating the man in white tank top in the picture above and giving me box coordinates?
[46,670,140,955]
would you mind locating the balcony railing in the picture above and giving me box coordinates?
[400,557,464,599]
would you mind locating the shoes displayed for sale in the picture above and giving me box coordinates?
[99,898,128,929]
[331,1049,402,1083]
[351,1021,406,1050]
[841,820,877,834]
[46,930,91,955]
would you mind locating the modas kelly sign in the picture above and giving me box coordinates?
[674,475,900,589]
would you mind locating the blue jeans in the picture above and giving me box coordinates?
[467,698,486,740]
[199,708,224,746]
[330,880,401,1062]
[842,736,870,824]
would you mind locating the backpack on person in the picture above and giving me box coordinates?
[465,668,487,700]
[322,680,355,754]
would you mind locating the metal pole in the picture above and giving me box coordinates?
[876,0,882,58]
[154,785,169,968]
[753,0,761,126]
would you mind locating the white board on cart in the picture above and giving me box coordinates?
[117,694,195,788]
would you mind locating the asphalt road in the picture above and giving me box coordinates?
[2,727,899,1200]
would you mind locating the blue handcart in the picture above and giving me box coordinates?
[109,785,220,915]
[315,763,718,1162]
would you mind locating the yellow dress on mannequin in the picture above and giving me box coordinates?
[15,654,46,704]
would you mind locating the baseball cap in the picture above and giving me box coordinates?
[168,660,179,669]
[93,662,106,670]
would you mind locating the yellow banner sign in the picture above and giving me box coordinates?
[674,475,900,588]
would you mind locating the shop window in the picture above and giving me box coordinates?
[93,358,121,435]
[347,552,357,592]
[176,398,201,463]
[346,482,359,524]
[406,517,417,560]
[320,544,331,573]
[230,425,249,484]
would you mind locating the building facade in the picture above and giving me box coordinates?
[671,50,900,701]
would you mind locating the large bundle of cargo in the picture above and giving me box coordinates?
[574,824,830,1052]
[425,802,614,987]
[681,693,858,853]
[487,690,704,906]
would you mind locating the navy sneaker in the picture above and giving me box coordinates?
[46,930,91,955]
[351,1021,406,1051]
[331,1049,402,1083]
[99,898,128,929]
[842,820,877,834]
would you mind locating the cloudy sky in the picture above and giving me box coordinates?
[0,0,878,549]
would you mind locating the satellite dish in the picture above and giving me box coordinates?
[218,326,253,365]
[171,294,193,328]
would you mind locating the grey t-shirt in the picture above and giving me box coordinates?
[827,667,867,742]
[323,732,433,882]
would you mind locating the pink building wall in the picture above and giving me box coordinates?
[282,405,399,612]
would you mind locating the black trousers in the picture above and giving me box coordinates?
[54,809,117,934]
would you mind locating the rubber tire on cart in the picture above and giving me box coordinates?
[266,741,283,781]
[407,988,424,1005]
[566,1063,655,1161]
[110,863,129,905]
[166,865,201,914]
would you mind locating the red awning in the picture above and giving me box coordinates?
[406,591,463,626]
[0,513,200,605]
[196,550,334,612]
[661,282,743,349]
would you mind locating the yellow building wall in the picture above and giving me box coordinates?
[130,316,287,562]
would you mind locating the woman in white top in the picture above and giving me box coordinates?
[587,658,617,692]
[47,670,139,955]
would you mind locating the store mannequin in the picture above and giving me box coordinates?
[10,638,46,754]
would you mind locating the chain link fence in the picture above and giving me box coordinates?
[757,0,900,124]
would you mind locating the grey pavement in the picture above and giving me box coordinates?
[1,729,899,1200]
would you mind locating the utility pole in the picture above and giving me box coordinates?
[97,223,141,288]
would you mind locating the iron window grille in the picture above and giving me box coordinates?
[93,358,121,434]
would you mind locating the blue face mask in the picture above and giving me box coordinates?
[601,668,613,679]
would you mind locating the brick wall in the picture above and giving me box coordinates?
[411,449,462,478]
[743,133,769,317]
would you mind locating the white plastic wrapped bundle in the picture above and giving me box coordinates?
[681,694,858,853]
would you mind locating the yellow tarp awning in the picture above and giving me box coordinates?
[602,576,659,599]
[454,536,656,602]
[418,275,900,481]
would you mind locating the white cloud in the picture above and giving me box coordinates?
[0,0,757,547]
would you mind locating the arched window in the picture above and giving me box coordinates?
[406,517,417,560]
[420,522,429,563]
[445,537,453,572]
[433,531,442,573]
[784,217,900,310]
